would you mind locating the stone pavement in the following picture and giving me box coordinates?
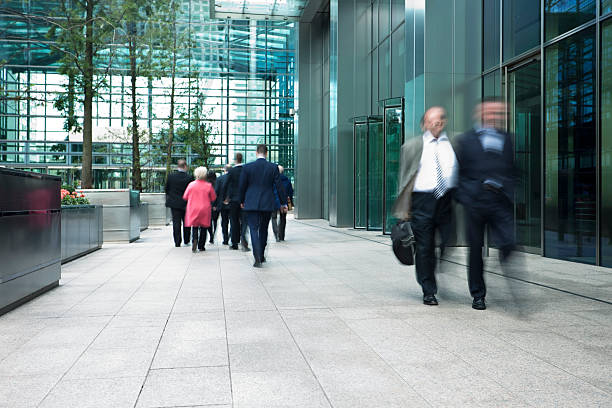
[1,217,611,407]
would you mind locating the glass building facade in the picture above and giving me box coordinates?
[0,1,296,191]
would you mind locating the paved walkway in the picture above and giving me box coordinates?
[1,217,611,407]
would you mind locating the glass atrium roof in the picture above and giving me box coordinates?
[211,0,307,20]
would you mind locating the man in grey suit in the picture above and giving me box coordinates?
[393,106,458,306]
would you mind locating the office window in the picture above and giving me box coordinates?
[545,0,595,40]
[483,0,501,70]
[503,0,540,60]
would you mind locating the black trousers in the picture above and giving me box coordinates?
[411,192,453,296]
[229,201,242,247]
[192,227,208,250]
[466,194,515,299]
[171,208,191,246]
[271,210,287,240]
[208,210,219,243]
[246,211,271,262]
[220,208,230,244]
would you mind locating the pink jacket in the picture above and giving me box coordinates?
[183,180,217,228]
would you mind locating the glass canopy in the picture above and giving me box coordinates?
[211,0,307,20]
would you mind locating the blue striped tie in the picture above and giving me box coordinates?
[433,142,446,199]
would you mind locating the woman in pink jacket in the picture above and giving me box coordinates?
[183,166,217,252]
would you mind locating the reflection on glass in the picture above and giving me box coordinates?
[483,69,501,98]
[545,28,596,264]
[509,60,541,249]
[604,0,612,15]
[483,0,500,70]
[545,0,595,41]
[384,107,402,233]
[354,122,368,228]
[368,120,384,230]
[601,21,612,266]
[503,0,540,61]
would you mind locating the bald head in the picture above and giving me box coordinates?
[278,165,284,174]
[423,106,447,138]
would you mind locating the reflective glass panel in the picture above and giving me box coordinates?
[545,0,595,41]
[601,20,612,266]
[355,122,368,228]
[503,0,540,61]
[604,0,612,15]
[368,120,384,230]
[384,107,402,233]
[545,28,596,264]
[509,60,541,249]
[483,0,501,70]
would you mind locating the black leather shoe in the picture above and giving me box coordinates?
[199,247,206,251]
[175,244,181,248]
[209,240,214,244]
[472,297,486,310]
[423,295,438,306]
[222,241,229,245]
[253,261,262,268]
[230,245,239,250]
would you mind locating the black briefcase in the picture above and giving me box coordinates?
[391,221,416,265]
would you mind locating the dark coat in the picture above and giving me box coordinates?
[279,174,294,204]
[222,165,243,204]
[239,158,287,212]
[454,128,516,206]
[214,173,230,210]
[165,170,194,209]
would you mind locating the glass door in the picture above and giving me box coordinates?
[367,118,384,230]
[383,104,403,234]
[354,120,368,229]
[506,59,542,252]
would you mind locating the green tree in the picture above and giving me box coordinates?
[47,0,123,188]
[177,93,214,169]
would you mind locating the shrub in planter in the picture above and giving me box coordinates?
[61,189,90,205]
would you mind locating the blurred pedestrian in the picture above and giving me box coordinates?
[222,153,250,251]
[183,166,217,253]
[207,170,218,244]
[215,164,231,245]
[392,106,458,306]
[239,144,287,267]
[277,165,293,241]
[270,184,282,242]
[165,159,194,247]
[455,98,517,310]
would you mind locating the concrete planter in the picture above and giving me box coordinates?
[61,205,103,263]
[139,202,149,231]
[141,193,171,226]
[0,168,61,315]
[80,189,140,243]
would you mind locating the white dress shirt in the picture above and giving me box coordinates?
[412,131,458,193]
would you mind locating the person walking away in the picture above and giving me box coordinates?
[165,159,194,247]
[455,98,517,311]
[222,153,249,251]
[392,106,458,306]
[183,166,217,253]
[215,165,231,245]
[239,144,287,267]
[207,170,218,244]
[277,165,293,241]
[271,185,282,242]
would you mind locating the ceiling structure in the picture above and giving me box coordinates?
[210,0,308,21]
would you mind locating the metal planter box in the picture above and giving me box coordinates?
[80,189,140,243]
[61,205,103,263]
[0,168,61,315]
[139,202,149,231]
[141,193,171,226]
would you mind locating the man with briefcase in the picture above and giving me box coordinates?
[392,106,458,306]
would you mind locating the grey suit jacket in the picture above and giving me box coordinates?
[392,133,459,220]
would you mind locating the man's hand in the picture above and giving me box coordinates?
[223,199,229,205]
[240,203,244,209]
[213,207,217,211]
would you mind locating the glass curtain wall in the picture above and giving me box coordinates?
[354,120,368,229]
[483,0,612,266]
[0,1,296,190]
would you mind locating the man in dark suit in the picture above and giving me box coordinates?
[455,98,517,310]
[165,159,194,247]
[239,144,287,267]
[277,165,294,241]
[222,153,249,250]
[215,164,231,245]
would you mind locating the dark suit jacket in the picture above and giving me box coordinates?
[239,158,287,212]
[222,165,243,204]
[214,173,230,210]
[279,175,294,204]
[454,128,516,206]
[165,170,194,209]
